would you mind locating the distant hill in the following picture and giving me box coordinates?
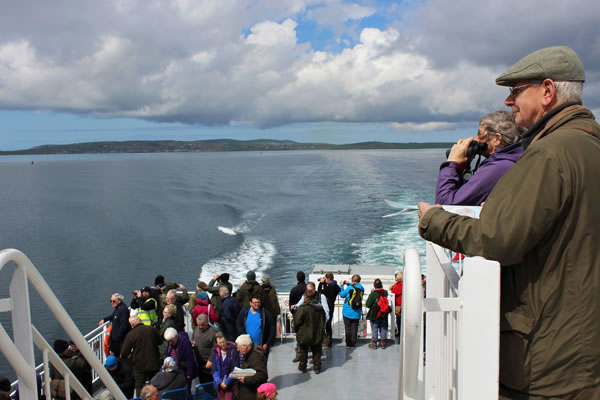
[0,139,453,155]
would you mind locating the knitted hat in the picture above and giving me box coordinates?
[53,339,69,354]
[257,383,277,398]
[104,355,118,369]
[247,271,256,281]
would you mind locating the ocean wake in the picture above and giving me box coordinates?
[352,214,426,272]
[217,226,237,235]
[199,238,276,289]
[202,210,272,289]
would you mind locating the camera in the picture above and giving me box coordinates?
[445,141,488,159]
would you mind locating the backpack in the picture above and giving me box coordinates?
[349,286,363,309]
[375,293,390,318]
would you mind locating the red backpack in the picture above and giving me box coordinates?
[375,293,390,318]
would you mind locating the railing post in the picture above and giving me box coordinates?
[7,252,37,400]
[458,256,500,399]
[402,248,424,400]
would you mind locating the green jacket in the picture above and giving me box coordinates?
[419,105,600,397]
[365,289,388,320]
[294,296,326,346]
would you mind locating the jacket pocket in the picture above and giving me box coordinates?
[499,311,535,391]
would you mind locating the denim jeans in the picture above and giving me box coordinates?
[370,318,388,342]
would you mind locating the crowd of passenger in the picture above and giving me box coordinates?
[24,268,405,400]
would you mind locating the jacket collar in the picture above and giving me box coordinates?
[521,101,580,150]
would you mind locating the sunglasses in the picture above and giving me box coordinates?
[508,82,541,98]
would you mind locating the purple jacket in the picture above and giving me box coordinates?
[212,341,240,391]
[435,142,523,206]
[166,331,196,379]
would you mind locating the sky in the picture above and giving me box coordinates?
[1,0,599,150]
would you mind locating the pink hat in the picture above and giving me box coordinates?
[257,382,277,397]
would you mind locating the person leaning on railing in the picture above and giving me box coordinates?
[419,46,600,399]
[436,111,524,206]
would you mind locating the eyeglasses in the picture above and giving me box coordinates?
[110,300,117,303]
[508,82,541,99]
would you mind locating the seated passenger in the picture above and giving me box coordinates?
[436,110,524,205]
[150,357,187,396]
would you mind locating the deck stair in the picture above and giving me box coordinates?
[0,248,126,400]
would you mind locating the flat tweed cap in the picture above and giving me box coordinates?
[496,46,584,86]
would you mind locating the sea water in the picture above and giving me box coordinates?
[0,149,442,378]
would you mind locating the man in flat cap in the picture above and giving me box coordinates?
[418,46,600,399]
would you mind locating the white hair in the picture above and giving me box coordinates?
[111,293,124,302]
[129,315,140,324]
[219,286,229,296]
[164,327,178,341]
[235,334,253,346]
[554,81,583,104]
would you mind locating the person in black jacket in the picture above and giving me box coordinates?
[104,355,135,398]
[99,293,131,357]
[236,295,274,359]
[219,286,240,341]
[288,271,306,313]
[318,273,341,347]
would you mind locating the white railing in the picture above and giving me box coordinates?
[0,248,126,400]
[402,243,500,400]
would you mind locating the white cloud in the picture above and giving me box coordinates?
[388,122,456,132]
[0,0,598,140]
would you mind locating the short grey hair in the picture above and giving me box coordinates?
[129,315,141,324]
[554,81,583,104]
[166,289,177,298]
[111,293,124,302]
[236,334,253,346]
[140,385,157,399]
[219,286,229,296]
[196,314,208,324]
[164,327,178,341]
[479,110,525,147]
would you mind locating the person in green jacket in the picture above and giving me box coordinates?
[365,278,389,349]
[293,284,326,374]
[418,46,600,399]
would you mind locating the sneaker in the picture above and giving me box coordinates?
[368,342,377,350]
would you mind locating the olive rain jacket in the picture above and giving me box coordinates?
[419,105,600,398]
[235,280,265,309]
[238,345,268,400]
[293,296,326,346]
[120,323,162,374]
[261,282,281,320]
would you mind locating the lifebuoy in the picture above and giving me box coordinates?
[104,325,112,357]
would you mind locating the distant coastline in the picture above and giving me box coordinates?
[0,139,452,155]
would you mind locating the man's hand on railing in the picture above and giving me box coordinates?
[418,202,441,219]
